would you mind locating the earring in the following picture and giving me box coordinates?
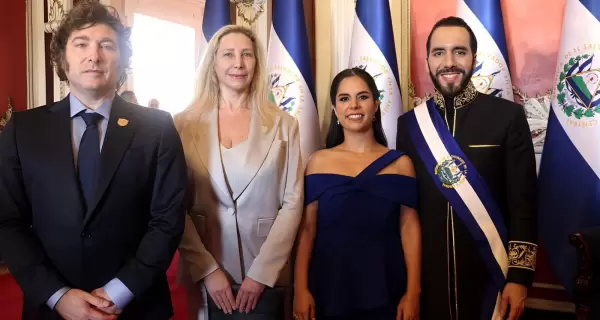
[373,115,376,122]
[337,120,340,125]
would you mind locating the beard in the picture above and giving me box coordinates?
[429,65,473,98]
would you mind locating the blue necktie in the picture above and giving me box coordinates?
[78,112,103,206]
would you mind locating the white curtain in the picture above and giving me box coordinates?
[329,0,355,77]
[318,0,355,136]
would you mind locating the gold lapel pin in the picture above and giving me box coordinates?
[117,118,129,127]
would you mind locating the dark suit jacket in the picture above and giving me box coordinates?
[0,95,188,320]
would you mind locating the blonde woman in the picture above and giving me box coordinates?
[174,25,303,320]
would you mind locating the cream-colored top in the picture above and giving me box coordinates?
[220,138,250,197]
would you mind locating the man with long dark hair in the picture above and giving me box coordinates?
[396,17,538,320]
[0,1,187,319]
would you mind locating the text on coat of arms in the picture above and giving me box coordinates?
[351,56,395,115]
[556,47,600,122]
[470,51,512,100]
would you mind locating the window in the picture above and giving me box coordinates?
[131,13,196,114]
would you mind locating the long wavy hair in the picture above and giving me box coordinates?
[326,68,388,148]
[178,25,278,131]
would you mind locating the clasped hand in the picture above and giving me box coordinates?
[55,288,121,320]
[204,269,265,314]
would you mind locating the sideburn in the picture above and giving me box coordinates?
[58,55,70,82]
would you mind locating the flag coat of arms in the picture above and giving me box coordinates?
[348,0,402,149]
[538,0,600,295]
[267,0,320,164]
[457,0,514,100]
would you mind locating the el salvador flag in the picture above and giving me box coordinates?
[197,0,231,69]
[457,0,514,101]
[267,0,320,165]
[539,0,600,295]
[349,0,402,149]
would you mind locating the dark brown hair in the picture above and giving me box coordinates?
[50,0,132,89]
[426,16,478,56]
[326,68,387,149]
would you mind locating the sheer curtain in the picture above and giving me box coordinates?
[319,0,355,136]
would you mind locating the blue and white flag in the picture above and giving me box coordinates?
[539,0,600,295]
[267,0,320,164]
[197,0,231,68]
[457,0,514,101]
[348,0,402,148]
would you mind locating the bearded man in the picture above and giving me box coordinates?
[396,16,538,320]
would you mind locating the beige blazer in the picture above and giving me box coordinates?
[175,105,303,288]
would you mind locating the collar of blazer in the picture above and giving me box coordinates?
[193,104,281,201]
[49,94,137,225]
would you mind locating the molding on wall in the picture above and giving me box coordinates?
[26,0,47,108]
[26,0,74,109]
[47,0,73,102]
[393,0,411,112]
[314,0,331,137]
[233,0,268,43]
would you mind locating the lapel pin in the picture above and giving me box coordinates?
[261,126,267,133]
[117,118,129,127]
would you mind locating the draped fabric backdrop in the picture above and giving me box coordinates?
[316,0,411,140]
[410,0,566,101]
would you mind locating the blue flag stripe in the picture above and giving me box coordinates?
[355,0,400,85]
[581,0,600,21]
[538,108,600,295]
[463,0,509,63]
[272,0,315,100]
[202,0,231,40]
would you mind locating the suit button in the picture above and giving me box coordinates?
[228,208,235,215]
[81,232,91,239]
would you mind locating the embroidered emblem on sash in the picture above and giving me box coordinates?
[434,155,468,188]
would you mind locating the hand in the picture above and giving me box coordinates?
[203,269,236,314]
[293,287,315,320]
[91,287,122,315]
[500,283,527,320]
[55,288,116,320]
[397,292,420,320]
[235,276,265,313]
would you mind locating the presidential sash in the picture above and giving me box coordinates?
[404,99,508,319]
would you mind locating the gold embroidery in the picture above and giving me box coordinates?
[433,81,479,110]
[508,241,538,271]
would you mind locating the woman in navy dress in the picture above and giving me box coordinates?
[293,68,422,320]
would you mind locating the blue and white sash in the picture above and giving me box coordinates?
[404,99,508,319]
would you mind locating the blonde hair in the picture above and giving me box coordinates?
[179,25,278,129]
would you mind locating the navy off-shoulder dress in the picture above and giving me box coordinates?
[305,150,418,320]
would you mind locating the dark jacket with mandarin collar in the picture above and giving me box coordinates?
[396,82,538,320]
